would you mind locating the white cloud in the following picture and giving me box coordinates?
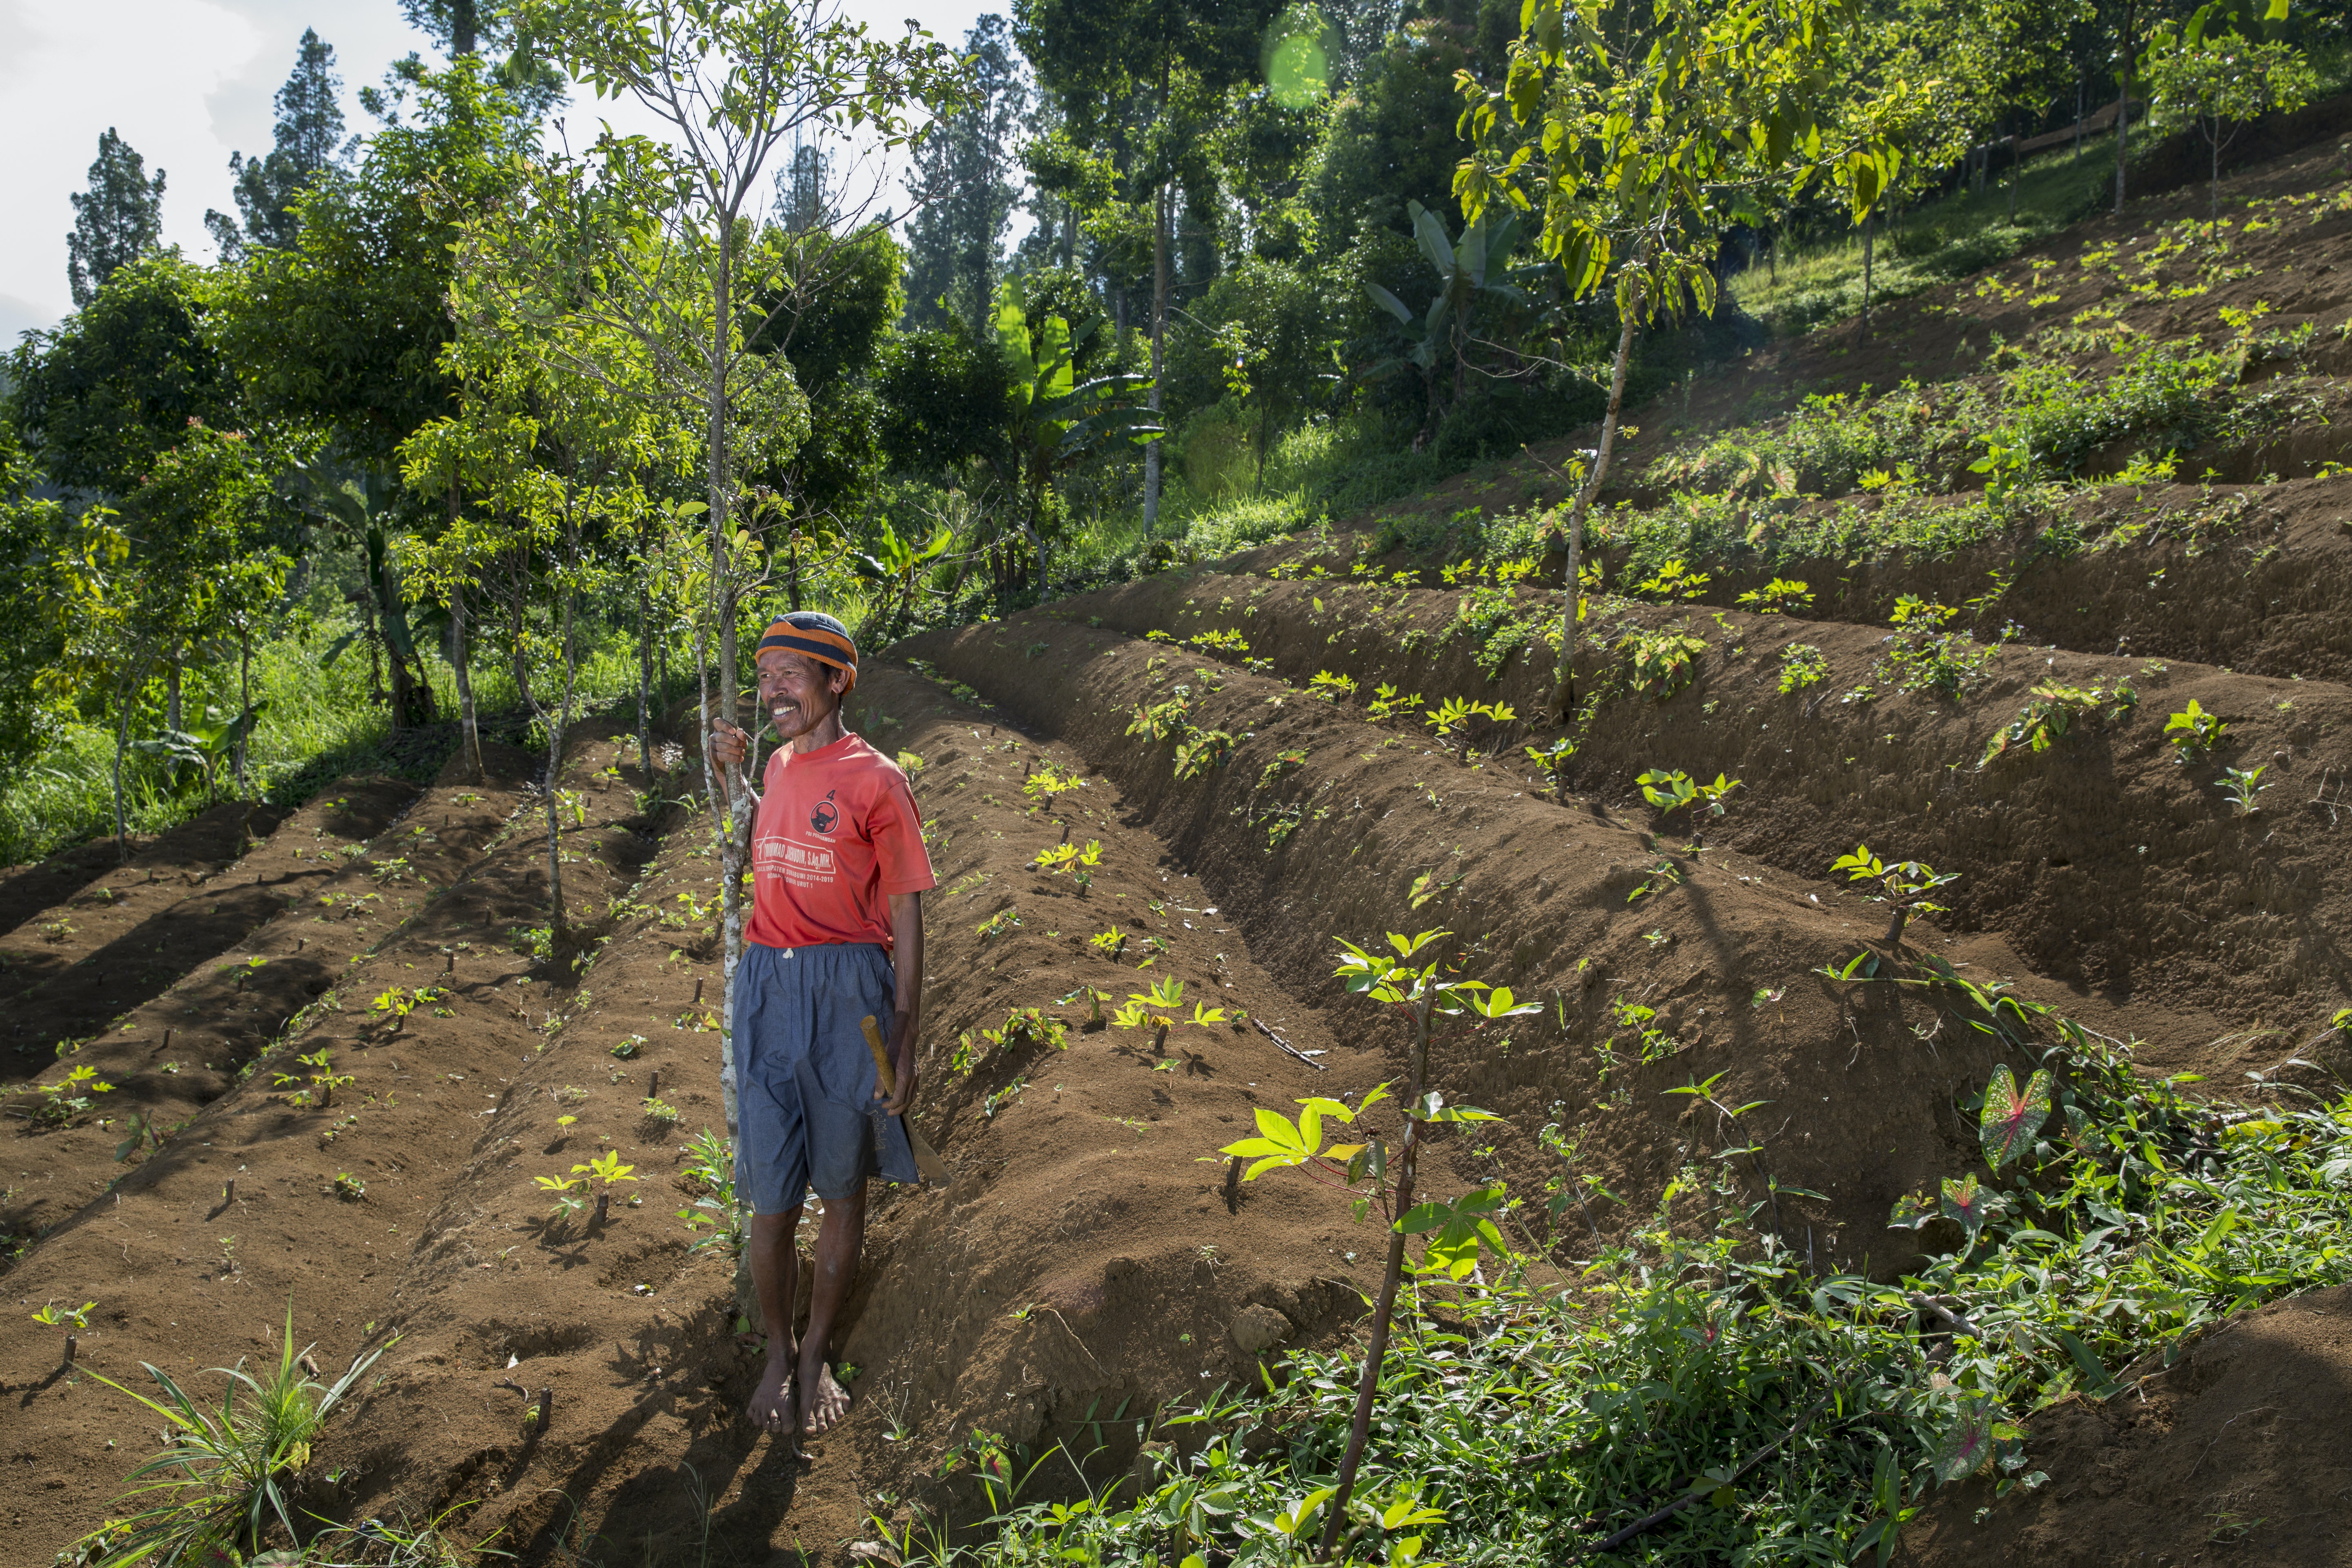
[0,0,995,338]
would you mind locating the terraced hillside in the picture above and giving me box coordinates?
[4,136,2351,1568]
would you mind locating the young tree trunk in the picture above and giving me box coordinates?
[2211,120,2221,225]
[1317,999,1436,1560]
[110,673,137,864]
[1858,211,1875,343]
[2007,132,2018,224]
[1550,295,1641,724]
[234,629,252,797]
[2114,13,2133,216]
[451,581,482,780]
[165,659,182,733]
[544,586,578,936]
[1142,182,1169,537]
[636,575,653,774]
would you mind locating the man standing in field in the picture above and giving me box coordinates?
[709,610,933,1440]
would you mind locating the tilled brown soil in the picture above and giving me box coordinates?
[0,780,417,1079]
[1048,565,2352,1045]
[0,801,287,942]
[0,721,664,1562]
[1902,1286,2352,1566]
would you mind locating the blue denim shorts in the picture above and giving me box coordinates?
[733,941,919,1212]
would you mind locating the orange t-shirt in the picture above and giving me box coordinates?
[747,732,935,951]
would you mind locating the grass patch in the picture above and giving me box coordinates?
[895,977,2352,1566]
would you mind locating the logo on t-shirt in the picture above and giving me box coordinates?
[810,788,839,835]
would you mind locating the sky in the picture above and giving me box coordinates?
[0,0,996,343]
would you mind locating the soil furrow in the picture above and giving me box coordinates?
[0,779,420,1075]
[1050,566,2352,1029]
[0,719,663,1565]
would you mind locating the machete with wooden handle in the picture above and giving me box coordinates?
[860,1014,950,1185]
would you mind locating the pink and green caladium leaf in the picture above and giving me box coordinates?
[1978,1064,2053,1169]
[1932,1394,1998,1484]
[1940,1173,1989,1242]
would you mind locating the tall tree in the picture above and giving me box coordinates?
[205,29,349,260]
[495,0,967,1151]
[1013,0,1286,533]
[904,14,1030,329]
[66,129,167,308]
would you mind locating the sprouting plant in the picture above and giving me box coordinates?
[1221,927,1533,1553]
[1088,927,1130,959]
[1256,748,1310,789]
[1523,735,1576,795]
[1635,768,1742,822]
[1978,681,2138,769]
[1592,996,1679,1080]
[982,1078,1028,1119]
[1033,840,1104,876]
[661,890,717,930]
[32,1299,95,1332]
[675,1128,740,1253]
[332,1172,366,1201]
[610,1034,646,1059]
[1831,844,1962,947]
[976,908,1022,941]
[1189,1001,1229,1030]
[1626,629,1708,701]
[1776,643,1829,693]
[1422,697,1515,760]
[640,1096,681,1125]
[1125,694,1193,742]
[1626,857,1683,904]
[2166,699,2228,762]
[272,1049,351,1110]
[370,986,419,1032]
[1736,577,1814,614]
[1632,558,1712,602]
[1173,730,1238,780]
[30,1063,114,1126]
[367,856,412,885]
[1021,762,1085,806]
[1307,670,1359,704]
[2218,764,2271,816]
[1365,684,1423,721]
[1878,597,1998,697]
[77,1306,389,1567]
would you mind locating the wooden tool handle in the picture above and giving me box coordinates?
[860,1014,895,1094]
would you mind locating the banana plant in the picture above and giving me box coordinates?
[294,472,437,730]
[132,702,267,800]
[982,290,1160,599]
[850,517,954,643]
[1365,200,1530,437]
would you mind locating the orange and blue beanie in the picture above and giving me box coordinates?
[756,611,858,693]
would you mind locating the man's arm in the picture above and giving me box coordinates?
[880,890,922,1116]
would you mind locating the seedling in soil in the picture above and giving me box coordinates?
[1978,680,2138,769]
[1256,748,1310,788]
[1020,763,1084,806]
[640,1096,681,1125]
[1125,694,1193,742]
[1636,768,1742,823]
[611,1034,646,1060]
[274,1049,351,1109]
[1032,841,1103,876]
[1364,685,1421,722]
[2165,699,2228,761]
[1087,927,1130,960]
[1831,844,1961,947]
[1736,577,1813,614]
[975,909,1021,941]
[1424,697,1515,760]
[1626,629,1708,701]
[1524,736,1576,795]
[29,1064,114,1126]
[1626,857,1683,904]
[332,1172,366,1201]
[1307,670,1359,703]
[1172,729,1238,780]
[114,1111,159,1164]
[1222,928,1533,1554]
[2217,764,2271,816]
[1777,643,1829,693]
[982,1078,1028,1119]
[371,987,420,1033]
[1879,596,2000,697]
[1189,1002,1229,1030]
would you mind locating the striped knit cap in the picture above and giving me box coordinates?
[755,611,858,692]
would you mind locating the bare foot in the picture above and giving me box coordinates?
[800,1360,851,1437]
[746,1348,795,1433]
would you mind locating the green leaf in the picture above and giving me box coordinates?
[1979,1065,2053,1169]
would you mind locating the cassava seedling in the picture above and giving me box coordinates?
[2165,699,2227,762]
[1832,844,1961,947]
[1424,697,1515,760]
[1523,736,1575,796]
[1220,928,1535,1555]
[33,1300,94,1363]
[1635,768,1742,829]
[2217,764,2270,817]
